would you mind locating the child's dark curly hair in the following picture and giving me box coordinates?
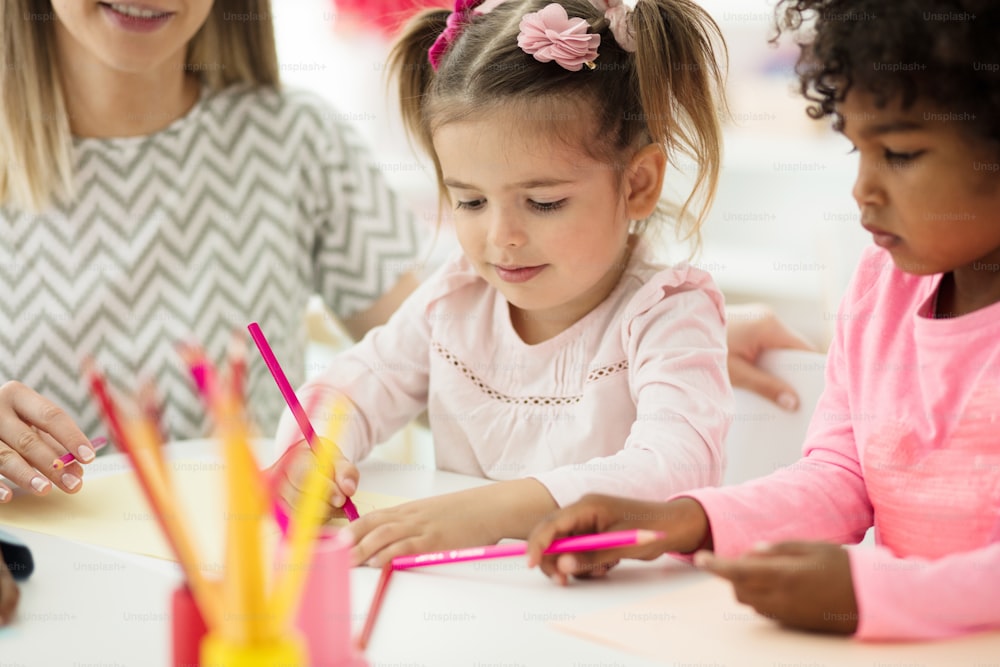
[774,1,1000,146]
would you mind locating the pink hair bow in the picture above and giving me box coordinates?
[428,0,504,71]
[589,0,636,52]
[518,3,601,71]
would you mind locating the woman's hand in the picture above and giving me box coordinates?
[726,304,815,410]
[526,494,710,585]
[696,541,858,634]
[0,381,99,501]
[268,439,360,520]
[0,558,19,625]
[347,479,557,567]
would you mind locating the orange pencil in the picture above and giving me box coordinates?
[85,361,221,630]
[227,331,247,407]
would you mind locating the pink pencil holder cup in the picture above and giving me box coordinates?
[170,530,365,667]
[293,528,367,667]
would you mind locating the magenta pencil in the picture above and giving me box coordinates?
[247,321,359,522]
[52,436,109,470]
[391,529,666,570]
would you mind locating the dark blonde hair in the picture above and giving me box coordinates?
[0,0,279,212]
[389,0,727,246]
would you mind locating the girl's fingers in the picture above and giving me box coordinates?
[333,458,359,496]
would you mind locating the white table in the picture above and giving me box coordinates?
[3,442,998,666]
[1,443,679,667]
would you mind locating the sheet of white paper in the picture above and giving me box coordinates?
[553,574,1000,665]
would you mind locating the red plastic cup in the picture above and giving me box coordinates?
[171,584,208,667]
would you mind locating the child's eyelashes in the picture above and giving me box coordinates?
[530,199,567,213]
[844,145,925,164]
[882,149,925,164]
[453,198,568,213]
[455,199,486,211]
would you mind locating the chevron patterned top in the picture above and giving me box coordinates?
[1,84,421,443]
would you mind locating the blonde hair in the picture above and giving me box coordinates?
[0,0,280,212]
[389,0,727,248]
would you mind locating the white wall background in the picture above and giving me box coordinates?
[272,0,872,350]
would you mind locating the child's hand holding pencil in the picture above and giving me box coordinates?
[267,439,361,524]
[526,493,708,585]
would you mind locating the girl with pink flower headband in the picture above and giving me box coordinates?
[273,0,733,566]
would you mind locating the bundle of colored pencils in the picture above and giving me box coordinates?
[86,337,351,666]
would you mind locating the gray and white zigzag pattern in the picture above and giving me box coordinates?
[0,85,419,442]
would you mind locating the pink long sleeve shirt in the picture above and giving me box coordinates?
[277,242,732,506]
[684,246,1000,640]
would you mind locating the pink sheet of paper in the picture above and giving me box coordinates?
[553,574,1000,665]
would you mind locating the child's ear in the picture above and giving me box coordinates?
[624,143,666,221]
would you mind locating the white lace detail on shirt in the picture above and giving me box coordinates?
[432,341,627,405]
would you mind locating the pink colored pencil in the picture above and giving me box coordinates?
[356,563,394,650]
[391,529,666,570]
[247,322,359,522]
[51,436,109,470]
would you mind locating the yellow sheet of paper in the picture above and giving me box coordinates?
[554,574,1000,665]
[0,459,406,572]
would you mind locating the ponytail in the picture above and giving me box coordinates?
[388,9,451,162]
[632,0,727,246]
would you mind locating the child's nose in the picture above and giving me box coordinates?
[487,211,527,248]
[851,158,886,208]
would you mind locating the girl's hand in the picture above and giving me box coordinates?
[695,541,858,634]
[526,495,709,585]
[726,304,814,411]
[268,439,360,520]
[0,558,19,625]
[347,479,557,567]
[0,381,98,501]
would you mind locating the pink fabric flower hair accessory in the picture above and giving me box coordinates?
[589,0,636,52]
[517,3,601,71]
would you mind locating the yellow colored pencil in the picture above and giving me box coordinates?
[269,396,350,630]
[215,391,272,645]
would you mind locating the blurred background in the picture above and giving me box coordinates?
[271,0,871,353]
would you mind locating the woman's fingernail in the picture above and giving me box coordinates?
[77,445,96,462]
[61,473,82,490]
[31,476,51,493]
[778,392,799,411]
[0,487,10,502]
[753,541,772,552]
[693,551,713,568]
